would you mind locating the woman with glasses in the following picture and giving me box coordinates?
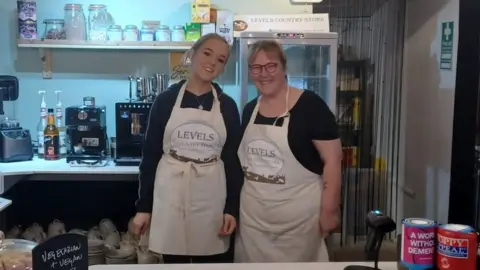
[235,40,342,262]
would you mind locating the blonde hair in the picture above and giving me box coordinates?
[192,33,229,52]
[182,33,230,66]
[247,40,287,69]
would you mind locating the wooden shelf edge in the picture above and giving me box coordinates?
[17,39,194,51]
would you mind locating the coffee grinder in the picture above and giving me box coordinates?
[65,97,108,166]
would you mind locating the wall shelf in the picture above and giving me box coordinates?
[17,39,194,50]
[16,39,194,79]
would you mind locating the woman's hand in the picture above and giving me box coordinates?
[219,214,236,236]
[131,212,151,236]
[319,208,341,236]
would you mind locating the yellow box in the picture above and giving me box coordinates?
[191,0,211,23]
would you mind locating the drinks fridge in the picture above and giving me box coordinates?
[237,31,338,112]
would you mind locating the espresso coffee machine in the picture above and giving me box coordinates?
[65,97,108,166]
[114,102,151,166]
[114,75,167,166]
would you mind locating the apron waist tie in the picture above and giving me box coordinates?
[166,156,218,253]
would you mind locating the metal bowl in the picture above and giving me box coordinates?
[0,239,37,253]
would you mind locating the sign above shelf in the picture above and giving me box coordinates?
[17,39,195,51]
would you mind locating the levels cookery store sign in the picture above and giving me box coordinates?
[169,52,190,82]
[233,14,329,37]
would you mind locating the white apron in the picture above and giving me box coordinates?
[148,82,230,256]
[235,90,329,263]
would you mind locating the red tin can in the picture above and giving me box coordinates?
[437,224,478,270]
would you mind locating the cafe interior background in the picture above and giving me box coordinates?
[0,0,470,262]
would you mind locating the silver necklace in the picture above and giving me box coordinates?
[195,95,206,110]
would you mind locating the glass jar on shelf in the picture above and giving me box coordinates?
[63,3,86,40]
[43,19,66,40]
[87,4,111,41]
[140,26,154,41]
[107,25,123,41]
[172,25,185,42]
[123,25,138,41]
[155,25,171,42]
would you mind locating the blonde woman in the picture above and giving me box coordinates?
[132,33,243,263]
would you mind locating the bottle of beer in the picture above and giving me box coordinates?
[44,108,60,160]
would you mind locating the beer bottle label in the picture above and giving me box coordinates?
[44,135,59,160]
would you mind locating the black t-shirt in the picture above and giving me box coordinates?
[136,80,243,218]
[241,90,339,175]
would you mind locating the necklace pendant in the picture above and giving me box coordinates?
[198,105,203,110]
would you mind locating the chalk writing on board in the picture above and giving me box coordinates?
[41,243,83,270]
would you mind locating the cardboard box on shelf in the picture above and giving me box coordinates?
[216,10,233,45]
[201,23,216,36]
[191,0,211,23]
[185,23,202,41]
[210,6,218,23]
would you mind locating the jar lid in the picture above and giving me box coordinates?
[88,4,106,10]
[158,25,170,30]
[125,25,138,30]
[173,25,184,30]
[64,4,82,10]
[109,25,122,30]
[43,19,65,24]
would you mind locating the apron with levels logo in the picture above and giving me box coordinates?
[235,92,329,262]
[148,82,229,256]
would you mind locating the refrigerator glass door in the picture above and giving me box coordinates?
[239,34,337,113]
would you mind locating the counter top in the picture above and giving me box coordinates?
[0,157,139,176]
[89,262,397,270]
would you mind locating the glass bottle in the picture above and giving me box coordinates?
[55,90,67,158]
[36,117,46,158]
[57,119,67,158]
[44,109,60,160]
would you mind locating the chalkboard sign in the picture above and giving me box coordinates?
[32,234,88,270]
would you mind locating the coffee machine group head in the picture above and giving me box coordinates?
[65,97,107,164]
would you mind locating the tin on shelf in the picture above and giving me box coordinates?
[18,19,37,40]
[17,0,37,21]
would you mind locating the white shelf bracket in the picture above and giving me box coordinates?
[39,48,53,79]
